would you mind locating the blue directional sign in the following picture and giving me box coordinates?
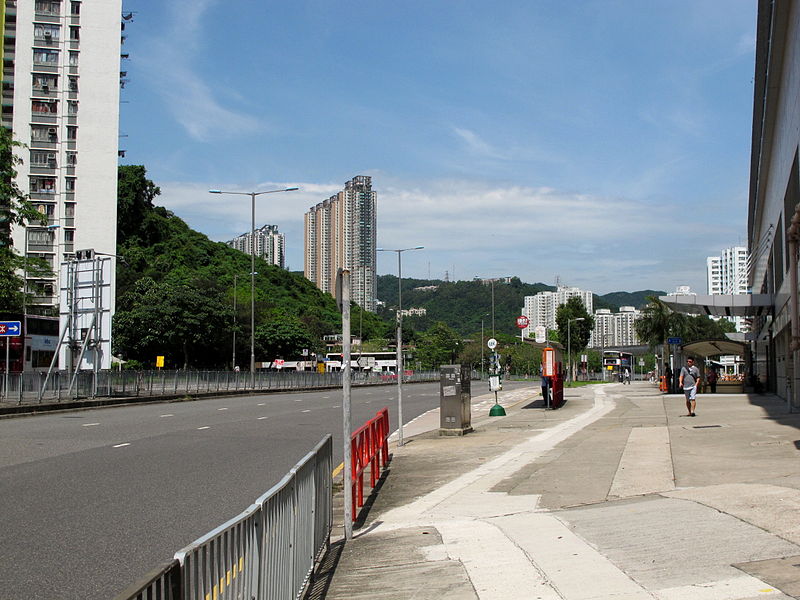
[667,337,682,345]
[0,321,21,336]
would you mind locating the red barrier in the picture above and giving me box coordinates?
[350,407,390,521]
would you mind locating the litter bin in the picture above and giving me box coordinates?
[439,364,473,436]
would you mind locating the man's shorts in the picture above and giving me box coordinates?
[683,386,697,401]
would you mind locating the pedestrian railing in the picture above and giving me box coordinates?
[350,407,391,521]
[0,369,440,405]
[114,435,333,600]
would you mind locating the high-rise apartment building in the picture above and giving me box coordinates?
[227,224,285,269]
[521,285,593,337]
[706,246,749,331]
[5,0,122,312]
[589,306,641,347]
[304,175,377,311]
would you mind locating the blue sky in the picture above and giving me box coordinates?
[120,1,757,295]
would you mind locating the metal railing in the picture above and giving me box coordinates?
[1,369,440,405]
[115,435,333,600]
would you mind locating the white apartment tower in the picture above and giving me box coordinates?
[521,285,593,337]
[589,306,641,347]
[304,175,377,312]
[227,224,285,269]
[5,0,122,312]
[706,246,749,331]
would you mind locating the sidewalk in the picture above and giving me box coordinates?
[314,382,800,599]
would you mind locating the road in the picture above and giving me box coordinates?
[0,380,527,600]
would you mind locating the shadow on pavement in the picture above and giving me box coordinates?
[303,538,345,600]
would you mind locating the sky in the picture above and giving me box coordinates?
[119,0,757,295]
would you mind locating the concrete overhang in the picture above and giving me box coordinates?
[682,339,747,359]
[658,294,773,318]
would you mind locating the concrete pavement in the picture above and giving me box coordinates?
[313,382,800,599]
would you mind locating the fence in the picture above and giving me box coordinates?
[115,435,333,600]
[350,407,391,521]
[0,369,440,405]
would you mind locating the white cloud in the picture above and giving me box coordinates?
[452,127,507,160]
[136,0,262,141]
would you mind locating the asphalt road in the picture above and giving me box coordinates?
[0,381,449,600]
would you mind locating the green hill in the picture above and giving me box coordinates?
[113,166,387,368]
[598,290,665,309]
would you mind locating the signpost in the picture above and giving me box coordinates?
[516,315,529,343]
[667,337,682,345]
[0,321,21,401]
[534,325,546,344]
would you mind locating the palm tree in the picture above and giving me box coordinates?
[635,296,686,378]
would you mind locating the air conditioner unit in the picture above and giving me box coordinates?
[44,31,52,38]
[42,85,49,93]
[47,128,56,135]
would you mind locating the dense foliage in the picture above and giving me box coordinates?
[113,165,388,368]
[0,128,48,312]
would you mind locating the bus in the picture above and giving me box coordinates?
[602,350,633,380]
[0,314,59,373]
[324,351,398,373]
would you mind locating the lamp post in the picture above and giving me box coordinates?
[210,186,299,388]
[232,273,237,371]
[377,246,423,447]
[567,317,585,383]
[480,313,490,380]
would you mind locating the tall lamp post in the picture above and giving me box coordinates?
[377,246,423,447]
[567,317,585,383]
[480,313,489,380]
[209,186,299,388]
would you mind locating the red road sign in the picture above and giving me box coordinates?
[516,315,529,329]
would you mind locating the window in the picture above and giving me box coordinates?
[69,26,79,41]
[64,203,75,217]
[70,2,80,16]
[32,73,58,91]
[31,125,57,141]
[32,99,58,114]
[66,152,77,166]
[33,49,59,66]
[35,1,61,16]
[34,24,60,41]
[34,203,55,218]
[67,101,78,115]
[69,51,79,66]
[30,177,56,193]
[66,126,77,140]
[65,178,76,192]
[68,76,78,92]
[30,150,56,167]
[64,230,74,242]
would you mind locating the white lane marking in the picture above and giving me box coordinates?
[112,443,130,448]
[257,416,268,420]
[160,414,174,418]
[197,426,210,430]
[301,409,311,413]
[257,403,265,406]
[82,422,100,427]
[294,399,303,402]
[217,407,228,411]
[332,405,341,408]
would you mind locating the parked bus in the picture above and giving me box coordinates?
[324,351,398,373]
[602,350,633,380]
[0,314,59,373]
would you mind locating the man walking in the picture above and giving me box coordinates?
[679,357,700,416]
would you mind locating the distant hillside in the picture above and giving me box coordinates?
[377,275,663,335]
[598,290,665,309]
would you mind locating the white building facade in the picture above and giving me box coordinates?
[706,246,750,331]
[227,224,285,269]
[521,285,593,337]
[6,0,122,313]
[589,306,642,348]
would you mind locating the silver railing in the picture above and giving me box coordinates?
[0,369,439,404]
[114,435,333,600]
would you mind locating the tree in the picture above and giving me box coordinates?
[0,129,47,311]
[415,322,462,369]
[255,311,316,360]
[556,297,594,378]
[635,296,687,376]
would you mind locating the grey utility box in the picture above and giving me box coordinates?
[439,364,473,436]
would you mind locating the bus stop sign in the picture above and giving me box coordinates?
[0,321,21,336]
[667,337,682,345]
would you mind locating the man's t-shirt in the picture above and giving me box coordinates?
[681,366,700,389]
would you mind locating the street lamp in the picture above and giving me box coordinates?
[567,317,585,383]
[210,186,299,388]
[480,313,490,380]
[377,245,423,447]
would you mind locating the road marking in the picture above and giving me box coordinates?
[257,416,268,420]
[257,403,265,406]
[197,426,210,430]
[332,462,344,478]
[217,407,228,411]
[294,399,302,402]
[82,422,100,427]
[332,405,340,408]
[301,409,311,413]
[112,443,130,448]
[160,414,174,418]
